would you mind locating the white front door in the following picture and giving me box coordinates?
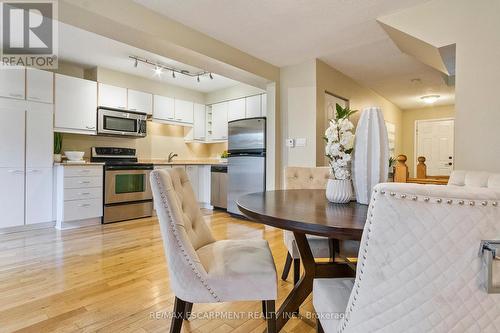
[416,119,454,176]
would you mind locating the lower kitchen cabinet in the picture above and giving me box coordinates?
[26,168,53,225]
[55,165,104,229]
[0,168,25,228]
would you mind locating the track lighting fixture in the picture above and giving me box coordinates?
[129,55,213,82]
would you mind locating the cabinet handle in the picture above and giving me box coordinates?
[8,169,24,174]
[129,108,137,111]
[79,192,91,195]
[27,169,41,173]
[176,118,183,121]
[118,106,126,109]
[167,117,174,120]
[29,96,40,100]
[9,93,23,98]
[78,204,91,207]
[86,126,96,130]
[79,181,91,184]
[79,169,91,173]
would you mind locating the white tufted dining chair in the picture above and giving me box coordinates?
[150,168,278,333]
[313,171,500,333]
[282,167,360,286]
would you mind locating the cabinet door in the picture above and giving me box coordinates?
[98,83,127,109]
[210,172,219,207]
[245,95,262,118]
[128,89,152,115]
[174,99,194,123]
[0,98,25,168]
[26,167,53,224]
[0,67,25,100]
[228,98,246,122]
[185,165,199,200]
[0,168,25,228]
[26,102,53,168]
[261,94,267,117]
[153,95,175,121]
[55,74,98,134]
[26,68,53,103]
[211,102,228,140]
[193,103,206,140]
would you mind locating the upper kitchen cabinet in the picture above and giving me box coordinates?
[153,95,175,122]
[127,89,152,115]
[261,94,267,117]
[245,94,262,118]
[0,98,26,168]
[211,102,228,141]
[55,74,98,134]
[174,99,194,124]
[98,83,127,109]
[26,68,53,104]
[0,67,25,100]
[193,103,206,140]
[228,98,246,122]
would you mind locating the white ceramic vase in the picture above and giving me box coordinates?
[326,178,353,204]
[352,107,389,205]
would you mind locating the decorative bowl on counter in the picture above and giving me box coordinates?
[65,151,85,161]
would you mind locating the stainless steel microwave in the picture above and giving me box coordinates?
[97,107,147,138]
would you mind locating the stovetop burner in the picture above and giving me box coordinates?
[90,147,153,170]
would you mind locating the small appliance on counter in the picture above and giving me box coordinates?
[91,147,153,223]
[227,117,266,216]
[97,107,147,138]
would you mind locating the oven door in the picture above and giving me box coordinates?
[105,169,152,204]
[98,108,146,137]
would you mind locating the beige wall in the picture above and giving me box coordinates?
[379,0,500,172]
[205,83,265,105]
[401,105,455,176]
[315,59,403,166]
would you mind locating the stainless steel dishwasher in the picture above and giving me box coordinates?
[211,165,227,209]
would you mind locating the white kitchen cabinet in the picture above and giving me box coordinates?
[26,102,53,168]
[153,95,175,122]
[0,67,25,100]
[193,103,206,140]
[55,74,98,134]
[26,68,53,103]
[211,102,228,141]
[185,165,199,200]
[174,99,194,124]
[228,98,246,122]
[98,83,127,109]
[261,94,267,117]
[245,95,262,118]
[0,98,25,168]
[128,89,152,115]
[0,168,25,228]
[25,167,53,224]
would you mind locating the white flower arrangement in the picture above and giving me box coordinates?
[325,104,357,180]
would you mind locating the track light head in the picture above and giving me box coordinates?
[172,71,176,78]
[209,73,213,80]
[134,58,138,68]
[154,65,163,76]
[197,75,200,83]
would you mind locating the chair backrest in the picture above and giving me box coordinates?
[448,170,500,189]
[340,182,500,332]
[150,168,218,302]
[284,166,330,189]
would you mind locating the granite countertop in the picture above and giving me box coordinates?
[140,158,227,166]
[54,161,105,166]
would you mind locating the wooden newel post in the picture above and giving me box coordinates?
[416,156,427,179]
[394,155,409,183]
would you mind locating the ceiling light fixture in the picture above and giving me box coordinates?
[129,55,212,82]
[421,95,440,104]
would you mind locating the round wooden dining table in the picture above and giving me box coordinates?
[237,189,368,332]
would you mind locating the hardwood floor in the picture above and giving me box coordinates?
[0,210,317,333]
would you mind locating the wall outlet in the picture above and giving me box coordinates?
[286,138,295,148]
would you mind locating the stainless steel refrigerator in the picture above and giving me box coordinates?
[227,117,266,216]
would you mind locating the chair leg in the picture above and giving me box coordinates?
[170,296,187,333]
[265,300,276,333]
[293,258,300,285]
[317,318,325,333]
[184,302,193,320]
[262,300,267,317]
[281,252,293,281]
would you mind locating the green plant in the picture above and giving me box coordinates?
[54,132,63,155]
[389,156,396,168]
[335,103,357,120]
[221,150,229,158]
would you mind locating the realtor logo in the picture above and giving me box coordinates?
[1,0,58,68]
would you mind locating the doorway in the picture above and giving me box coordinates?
[415,118,454,176]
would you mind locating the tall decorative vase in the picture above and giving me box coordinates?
[326,178,353,204]
[352,107,389,205]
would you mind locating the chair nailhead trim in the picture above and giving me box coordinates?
[493,202,498,207]
[412,196,418,201]
[424,197,430,202]
[447,199,453,204]
[459,200,465,205]
[436,198,442,203]
[469,201,475,206]
[481,201,488,206]
[390,192,396,196]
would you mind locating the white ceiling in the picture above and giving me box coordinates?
[58,23,240,93]
[134,0,454,109]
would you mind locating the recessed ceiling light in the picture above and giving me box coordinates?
[421,95,440,104]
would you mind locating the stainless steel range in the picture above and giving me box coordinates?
[91,147,153,224]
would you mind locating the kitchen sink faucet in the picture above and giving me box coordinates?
[168,152,178,162]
